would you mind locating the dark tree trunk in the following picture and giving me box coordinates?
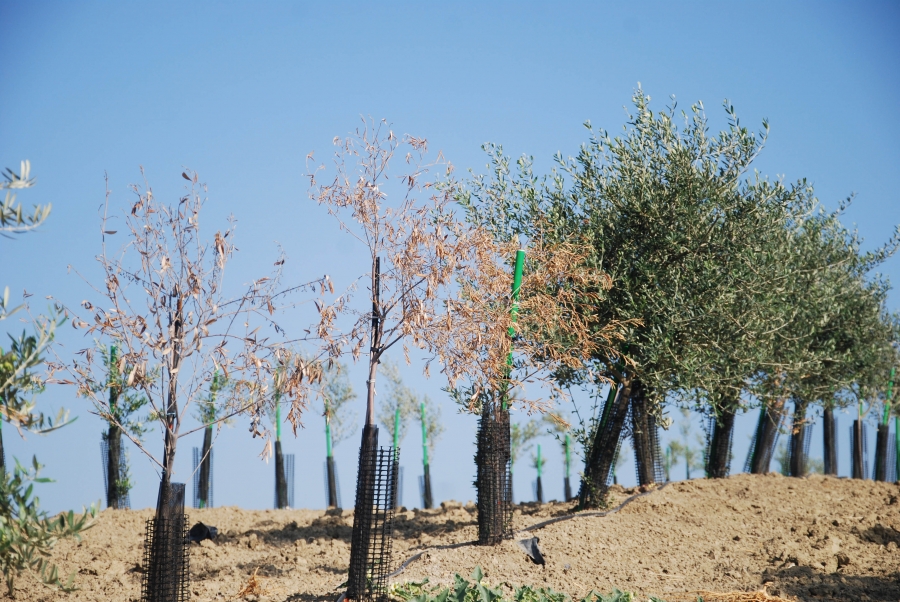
[823,406,838,476]
[789,401,808,477]
[326,455,339,508]
[563,476,572,502]
[874,423,889,481]
[579,382,630,509]
[198,427,212,508]
[535,476,543,503]
[106,423,122,509]
[422,463,433,509]
[0,423,5,476]
[852,419,865,479]
[706,407,736,479]
[748,399,784,474]
[630,380,657,486]
[274,440,288,509]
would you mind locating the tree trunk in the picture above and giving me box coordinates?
[823,406,838,476]
[788,401,808,477]
[874,423,889,481]
[579,382,630,509]
[706,407,736,479]
[852,419,865,479]
[748,399,784,474]
[630,380,657,486]
[198,427,212,508]
[274,440,288,509]
[422,463,433,509]
[106,423,122,509]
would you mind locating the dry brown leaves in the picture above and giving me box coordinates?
[307,120,629,416]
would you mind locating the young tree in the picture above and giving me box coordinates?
[307,120,622,579]
[57,171,324,514]
[509,419,540,503]
[320,362,356,509]
[96,344,149,509]
[667,409,705,480]
[192,370,225,508]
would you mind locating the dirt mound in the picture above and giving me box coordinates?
[14,473,900,601]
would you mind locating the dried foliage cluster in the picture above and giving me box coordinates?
[307,121,625,420]
[51,171,327,475]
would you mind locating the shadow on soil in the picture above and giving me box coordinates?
[770,565,900,601]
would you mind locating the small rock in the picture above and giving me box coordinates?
[836,553,851,568]
[325,507,343,517]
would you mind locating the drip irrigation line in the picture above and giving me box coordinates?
[387,481,672,579]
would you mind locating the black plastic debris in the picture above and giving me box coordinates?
[516,536,545,565]
[188,522,218,543]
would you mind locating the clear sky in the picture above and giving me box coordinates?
[2,1,899,514]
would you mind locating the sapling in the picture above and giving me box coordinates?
[55,170,325,599]
[417,393,444,509]
[308,121,623,586]
[542,411,573,501]
[531,444,546,503]
[874,368,895,481]
[509,419,540,503]
[193,371,225,508]
[320,361,356,508]
[377,360,417,508]
[96,344,149,509]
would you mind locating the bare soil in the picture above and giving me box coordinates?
[13,473,900,602]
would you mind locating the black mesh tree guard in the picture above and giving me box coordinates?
[100,438,131,509]
[274,451,295,509]
[851,420,868,479]
[788,418,814,477]
[192,446,213,509]
[630,383,658,486]
[420,464,433,509]
[823,407,838,476]
[141,482,189,602]
[475,403,512,545]
[888,438,898,483]
[745,405,784,474]
[705,409,736,479]
[324,458,342,509]
[347,425,397,602]
[874,423,890,481]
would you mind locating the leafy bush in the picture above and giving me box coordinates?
[0,457,96,596]
[389,566,667,602]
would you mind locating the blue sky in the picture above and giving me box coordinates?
[2,1,899,514]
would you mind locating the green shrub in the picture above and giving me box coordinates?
[0,457,96,596]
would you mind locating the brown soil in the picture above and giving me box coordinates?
[13,473,900,602]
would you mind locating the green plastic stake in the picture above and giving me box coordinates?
[420,400,429,468]
[564,433,571,479]
[536,444,542,478]
[896,416,900,481]
[274,369,282,442]
[502,249,526,410]
[393,406,401,462]
[324,400,333,458]
[109,345,118,412]
[883,367,895,426]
